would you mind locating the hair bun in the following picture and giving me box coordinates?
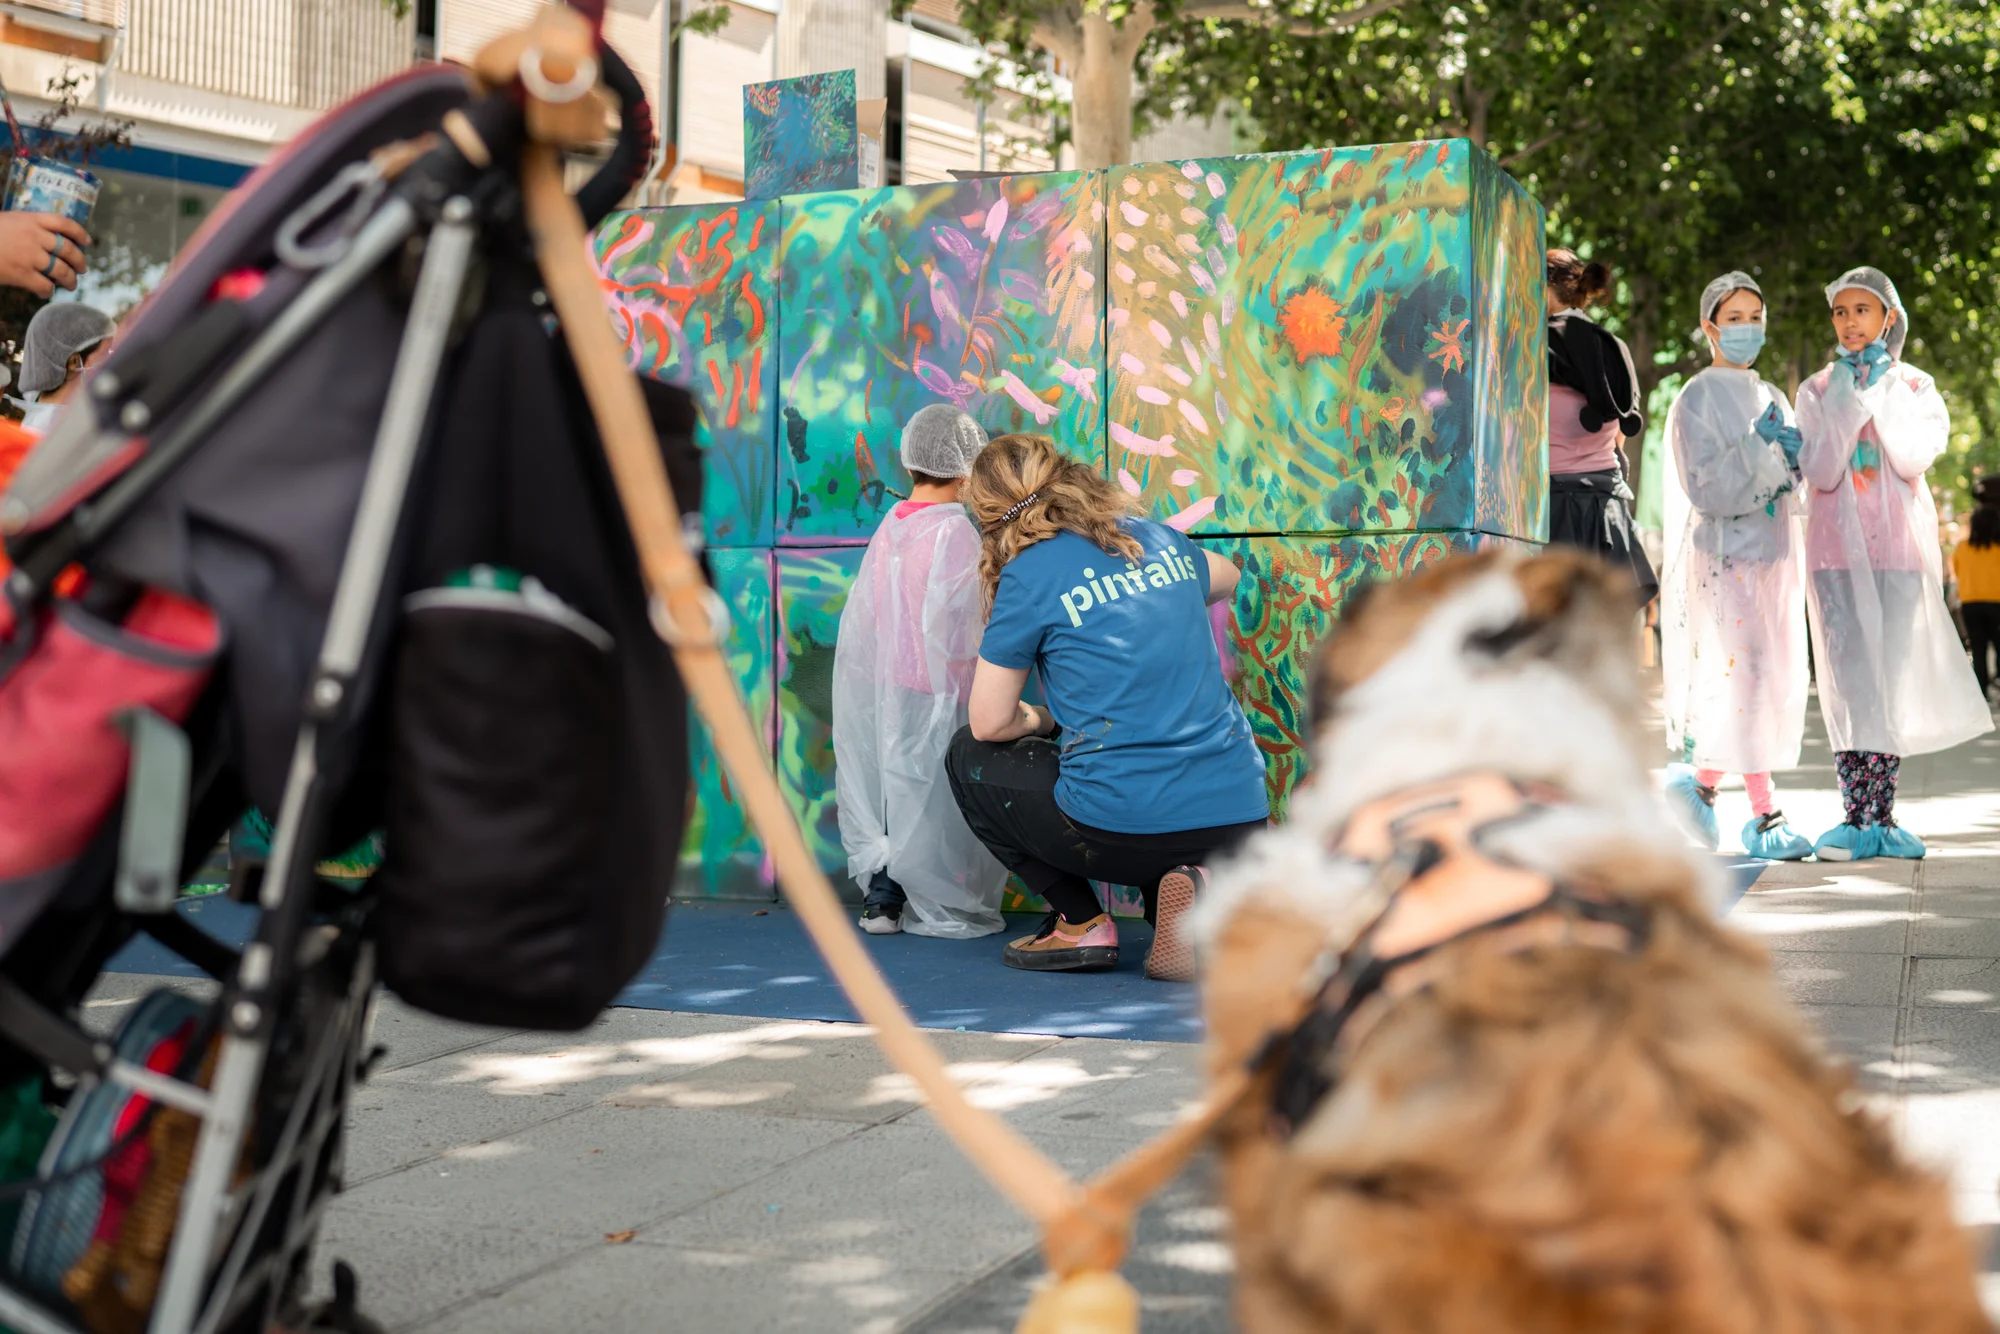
[1579,261,1611,298]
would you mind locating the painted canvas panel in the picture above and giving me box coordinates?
[594,202,778,547]
[776,547,867,900]
[680,548,777,899]
[775,171,1106,542]
[1470,152,1550,541]
[1200,531,1483,815]
[744,70,859,202]
[1106,142,1543,541]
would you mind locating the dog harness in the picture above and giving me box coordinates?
[1260,772,1654,1139]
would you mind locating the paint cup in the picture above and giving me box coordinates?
[3,157,98,230]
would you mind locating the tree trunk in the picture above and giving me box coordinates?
[1066,6,1153,169]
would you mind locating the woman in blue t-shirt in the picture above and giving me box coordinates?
[946,434,1269,981]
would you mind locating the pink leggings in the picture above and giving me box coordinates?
[1695,769,1776,816]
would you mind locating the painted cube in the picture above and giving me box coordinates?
[775,547,867,899]
[1106,142,1547,542]
[775,171,1106,542]
[680,547,777,898]
[594,202,779,547]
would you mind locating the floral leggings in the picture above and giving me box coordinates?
[1834,750,1900,827]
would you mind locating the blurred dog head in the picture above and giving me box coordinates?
[1191,550,1987,1334]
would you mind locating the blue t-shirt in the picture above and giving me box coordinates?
[979,518,1269,834]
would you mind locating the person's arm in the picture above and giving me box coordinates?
[1795,374,1863,493]
[0,213,90,299]
[1870,370,1950,482]
[968,659,1054,742]
[1674,385,1792,518]
[1607,332,1645,438]
[1202,549,1239,605]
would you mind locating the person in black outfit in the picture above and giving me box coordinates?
[1544,248,1658,604]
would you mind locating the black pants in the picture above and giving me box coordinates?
[1964,601,2000,693]
[944,727,1265,925]
[1548,470,1658,605]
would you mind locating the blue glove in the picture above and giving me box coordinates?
[1753,401,1787,443]
[1840,338,1892,388]
[1775,424,1804,468]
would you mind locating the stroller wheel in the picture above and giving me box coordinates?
[285,1261,388,1334]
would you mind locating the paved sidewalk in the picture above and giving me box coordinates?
[81,704,2000,1329]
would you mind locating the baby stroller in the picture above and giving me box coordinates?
[0,6,697,1331]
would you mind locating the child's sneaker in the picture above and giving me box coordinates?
[1813,822,1883,862]
[1146,866,1205,982]
[859,871,906,934]
[859,903,903,934]
[1003,912,1119,972]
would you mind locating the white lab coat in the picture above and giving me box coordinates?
[1660,368,1809,774]
[831,502,1007,938]
[1794,358,1991,756]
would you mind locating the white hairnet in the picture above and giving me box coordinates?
[1700,271,1763,326]
[1824,265,1908,360]
[20,302,113,395]
[900,404,987,479]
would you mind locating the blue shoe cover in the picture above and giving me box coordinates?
[1813,822,1882,862]
[1664,764,1719,850]
[1742,813,1812,861]
[1876,822,1926,859]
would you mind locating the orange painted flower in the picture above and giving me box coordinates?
[1278,282,1346,364]
[1428,318,1470,374]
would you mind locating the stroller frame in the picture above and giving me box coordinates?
[0,101,529,1334]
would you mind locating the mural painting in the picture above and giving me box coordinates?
[594,201,779,547]
[679,548,778,898]
[744,70,859,202]
[1104,142,1545,542]
[775,547,867,899]
[775,171,1106,542]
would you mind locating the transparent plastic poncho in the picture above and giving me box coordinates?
[831,502,1007,938]
[1793,359,1992,756]
[1660,368,1810,773]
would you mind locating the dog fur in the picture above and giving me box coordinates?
[1193,549,1988,1334]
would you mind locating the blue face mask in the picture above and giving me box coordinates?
[1715,323,1766,365]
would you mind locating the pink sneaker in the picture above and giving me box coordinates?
[1002,912,1119,972]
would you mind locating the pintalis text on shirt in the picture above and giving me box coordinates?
[1059,552,1203,627]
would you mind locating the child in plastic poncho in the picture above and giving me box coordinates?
[1660,272,1814,861]
[832,406,1008,938]
[1795,266,1993,861]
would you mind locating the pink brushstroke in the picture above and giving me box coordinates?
[1147,319,1172,348]
[1181,160,1204,179]
[1119,201,1149,226]
[1055,358,1098,404]
[1117,468,1142,496]
[1164,496,1217,531]
[1171,469,1199,486]
[1178,399,1211,435]
[1119,352,1147,374]
[999,369,1057,424]
[1137,385,1170,405]
[984,196,1010,241]
[1111,421,1178,456]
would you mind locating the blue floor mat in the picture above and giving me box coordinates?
[107,859,1771,1046]
[107,899,1203,1043]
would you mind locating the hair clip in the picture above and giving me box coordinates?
[998,492,1041,525]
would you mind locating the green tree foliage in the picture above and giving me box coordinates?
[1145,0,2000,509]
[936,0,1407,168]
